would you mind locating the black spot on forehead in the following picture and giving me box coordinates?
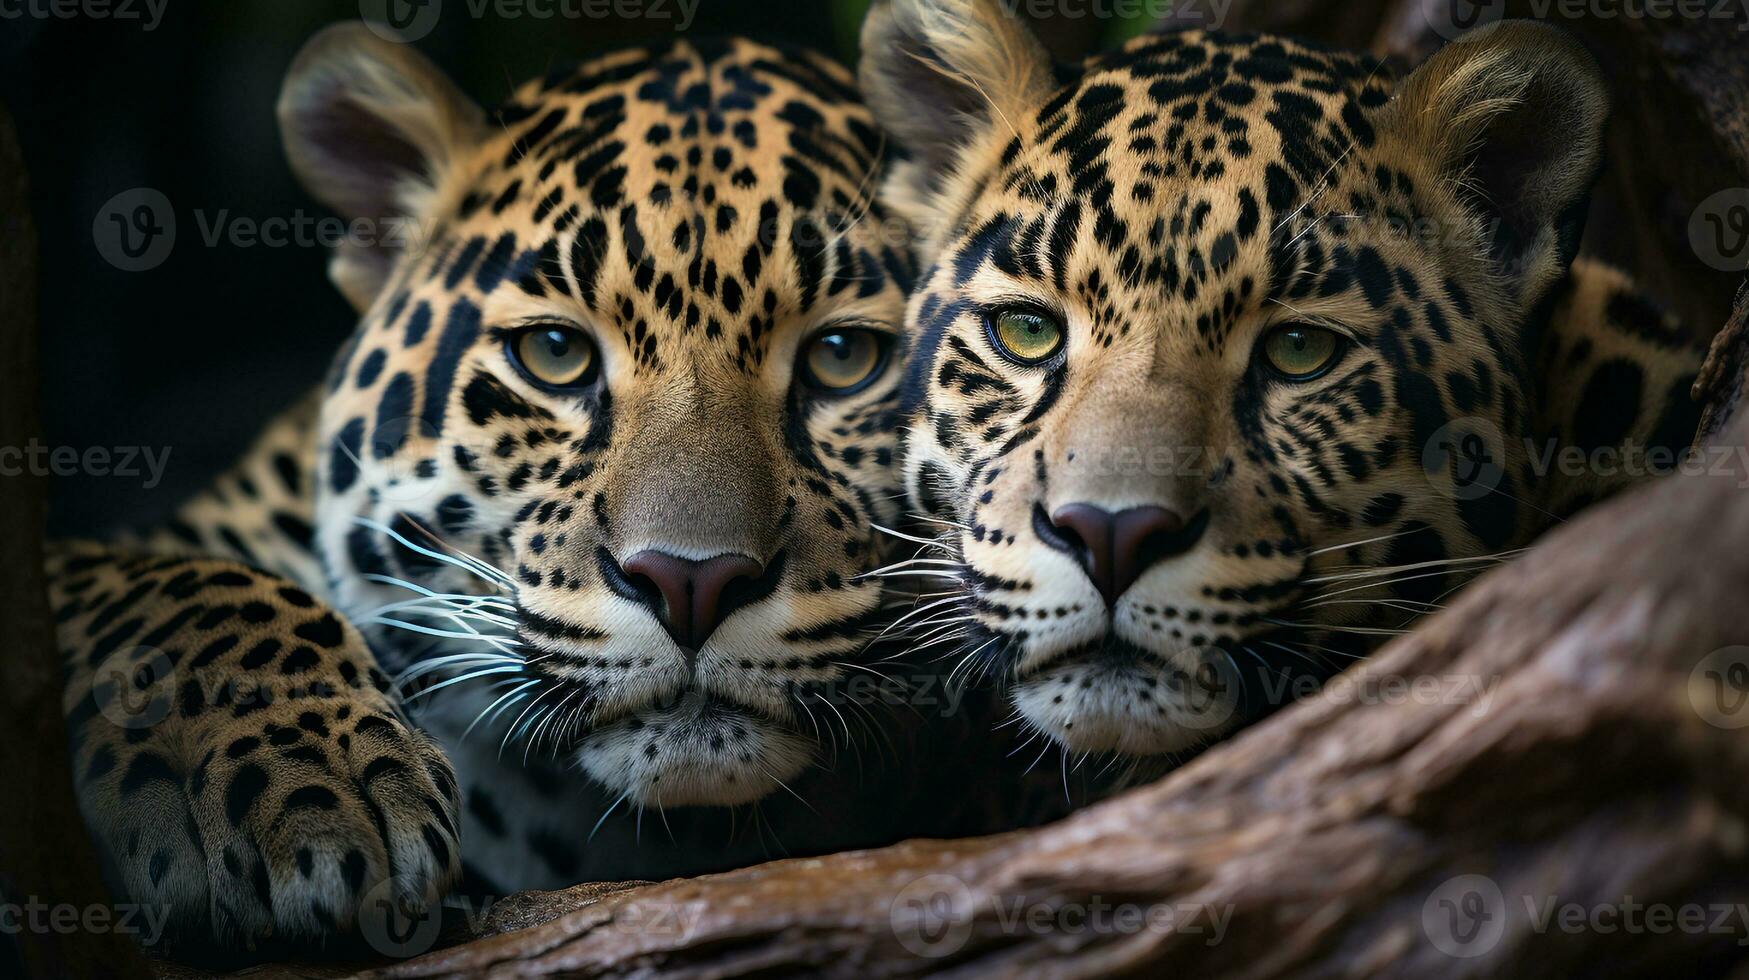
[1025,31,1392,228]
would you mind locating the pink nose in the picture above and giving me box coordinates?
[1047,504,1191,607]
[620,551,763,649]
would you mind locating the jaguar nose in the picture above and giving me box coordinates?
[1043,503,1203,608]
[620,551,764,650]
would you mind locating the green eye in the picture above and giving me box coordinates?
[1261,324,1344,381]
[511,325,597,389]
[800,328,891,394]
[989,309,1065,364]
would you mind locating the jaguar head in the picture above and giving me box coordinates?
[282,26,912,805]
[861,2,1608,757]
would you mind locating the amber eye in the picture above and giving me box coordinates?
[989,308,1065,365]
[800,328,891,394]
[510,326,597,389]
[1261,324,1345,381]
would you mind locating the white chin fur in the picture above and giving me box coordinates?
[1011,651,1243,756]
[576,693,813,807]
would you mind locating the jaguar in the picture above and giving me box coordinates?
[48,24,918,953]
[858,2,1705,764]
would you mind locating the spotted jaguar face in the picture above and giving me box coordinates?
[280,27,912,806]
[861,4,1610,757]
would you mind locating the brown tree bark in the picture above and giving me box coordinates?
[0,103,153,978]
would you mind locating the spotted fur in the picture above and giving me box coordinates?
[860,5,1704,762]
[49,25,913,951]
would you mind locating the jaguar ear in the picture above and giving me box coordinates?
[1378,20,1608,311]
[278,23,485,312]
[858,0,1055,247]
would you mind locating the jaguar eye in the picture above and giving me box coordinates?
[1261,324,1345,381]
[989,308,1065,365]
[510,325,597,389]
[800,328,891,394]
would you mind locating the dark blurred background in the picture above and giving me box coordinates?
[7,0,1738,539]
[0,0,1150,536]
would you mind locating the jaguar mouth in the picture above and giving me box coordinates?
[1010,637,1246,756]
[576,690,812,807]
